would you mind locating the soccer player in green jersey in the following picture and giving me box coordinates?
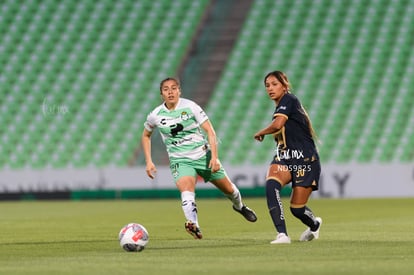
[142,77,257,239]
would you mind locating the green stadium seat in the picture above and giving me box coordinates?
[0,0,413,169]
[0,0,206,168]
[205,0,414,164]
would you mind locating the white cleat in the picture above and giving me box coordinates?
[299,217,322,242]
[270,233,291,244]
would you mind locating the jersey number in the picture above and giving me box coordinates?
[296,169,305,177]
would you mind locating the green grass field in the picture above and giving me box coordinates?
[1,197,413,274]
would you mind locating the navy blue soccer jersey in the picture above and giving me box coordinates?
[273,93,318,161]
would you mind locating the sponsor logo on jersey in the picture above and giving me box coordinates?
[277,105,287,111]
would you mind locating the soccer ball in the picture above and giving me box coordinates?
[118,223,149,252]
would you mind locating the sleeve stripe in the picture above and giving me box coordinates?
[274,113,288,120]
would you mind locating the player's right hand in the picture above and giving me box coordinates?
[145,162,157,179]
[254,133,264,142]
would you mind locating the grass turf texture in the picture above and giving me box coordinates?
[1,198,413,275]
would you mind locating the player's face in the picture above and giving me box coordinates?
[161,80,181,106]
[265,75,286,101]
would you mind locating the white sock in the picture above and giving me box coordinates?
[226,183,243,210]
[181,191,199,226]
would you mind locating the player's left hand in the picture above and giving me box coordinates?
[209,158,221,173]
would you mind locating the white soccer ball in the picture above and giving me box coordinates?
[118,223,149,252]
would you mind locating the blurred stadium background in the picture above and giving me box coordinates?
[0,0,413,200]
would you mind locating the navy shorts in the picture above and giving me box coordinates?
[270,155,321,191]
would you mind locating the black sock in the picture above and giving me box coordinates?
[290,206,319,231]
[266,179,287,234]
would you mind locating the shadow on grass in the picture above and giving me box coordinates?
[0,238,262,250]
[2,239,413,252]
[0,239,116,246]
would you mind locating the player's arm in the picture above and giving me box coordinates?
[200,120,221,173]
[142,128,157,179]
[254,115,287,142]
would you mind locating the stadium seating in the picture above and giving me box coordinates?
[207,0,414,164]
[0,0,209,169]
[0,0,413,169]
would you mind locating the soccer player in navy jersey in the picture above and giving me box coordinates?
[254,71,322,244]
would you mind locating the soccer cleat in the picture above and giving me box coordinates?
[299,217,322,242]
[232,205,257,222]
[270,233,291,244]
[184,221,203,239]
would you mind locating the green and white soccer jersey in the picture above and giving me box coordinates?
[144,98,209,161]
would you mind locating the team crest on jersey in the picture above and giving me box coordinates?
[181,111,190,121]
